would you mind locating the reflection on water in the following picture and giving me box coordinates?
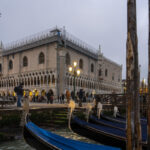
[0,128,98,150]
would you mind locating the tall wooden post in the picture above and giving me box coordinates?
[127,0,142,150]
[126,26,135,150]
[147,0,150,149]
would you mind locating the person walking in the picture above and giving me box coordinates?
[61,93,65,104]
[50,89,54,104]
[46,90,51,104]
[79,89,83,107]
[66,90,70,104]
[14,83,24,107]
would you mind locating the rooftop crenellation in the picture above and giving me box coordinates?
[3,26,98,55]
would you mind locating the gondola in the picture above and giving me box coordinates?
[101,114,147,125]
[89,115,147,141]
[100,114,126,124]
[116,113,147,123]
[89,115,126,131]
[70,116,147,150]
[23,114,121,150]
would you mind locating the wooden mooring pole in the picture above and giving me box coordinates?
[147,0,150,149]
[127,0,142,150]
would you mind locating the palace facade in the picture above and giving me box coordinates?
[0,27,122,97]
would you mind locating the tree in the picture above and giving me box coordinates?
[126,0,142,150]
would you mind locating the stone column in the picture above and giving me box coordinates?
[58,50,66,96]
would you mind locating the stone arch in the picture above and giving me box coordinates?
[41,76,43,85]
[37,76,40,85]
[48,75,51,85]
[24,78,27,86]
[33,76,37,86]
[44,75,47,84]
[52,75,55,84]
[31,77,33,85]
[28,77,30,86]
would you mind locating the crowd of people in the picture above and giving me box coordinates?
[13,83,95,107]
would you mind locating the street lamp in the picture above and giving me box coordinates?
[142,78,146,93]
[69,61,80,100]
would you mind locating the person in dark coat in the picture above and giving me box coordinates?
[46,89,54,104]
[14,83,23,107]
[61,93,65,104]
[46,90,51,104]
[50,90,54,104]
[79,89,83,107]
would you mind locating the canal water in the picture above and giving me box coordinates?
[0,128,98,150]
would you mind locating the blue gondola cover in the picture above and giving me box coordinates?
[26,121,121,150]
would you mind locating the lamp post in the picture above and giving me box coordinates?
[69,61,80,100]
[141,78,146,94]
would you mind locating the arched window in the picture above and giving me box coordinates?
[8,60,13,70]
[66,53,70,65]
[23,56,28,67]
[52,75,55,84]
[48,75,51,85]
[28,78,30,85]
[79,59,83,69]
[44,75,47,84]
[39,52,45,64]
[31,78,33,85]
[105,69,108,77]
[91,63,94,73]
[37,77,40,85]
[34,77,36,85]
[41,76,43,85]
[99,69,102,76]
[112,73,115,80]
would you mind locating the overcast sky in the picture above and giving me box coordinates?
[0,0,148,81]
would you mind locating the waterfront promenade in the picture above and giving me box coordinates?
[0,101,91,111]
